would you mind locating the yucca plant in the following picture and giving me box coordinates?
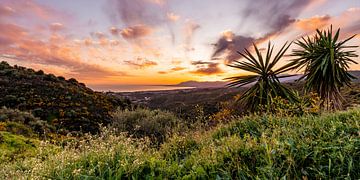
[226,42,298,112]
[291,26,358,110]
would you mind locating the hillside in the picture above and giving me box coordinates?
[2,108,359,179]
[0,61,130,134]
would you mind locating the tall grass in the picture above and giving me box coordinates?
[1,108,359,179]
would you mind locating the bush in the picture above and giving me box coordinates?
[0,107,52,138]
[111,108,185,144]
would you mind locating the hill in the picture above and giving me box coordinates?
[2,107,359,179]
[0,61,130,134]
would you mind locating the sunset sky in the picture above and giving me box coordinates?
[0,0,359,90]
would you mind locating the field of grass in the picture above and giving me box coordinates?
[1,107,359,179]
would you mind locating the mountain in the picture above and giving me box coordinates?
[350,70,360,83]
[175,81,228,88]
[175,75,302,88]
[0,61,131,134]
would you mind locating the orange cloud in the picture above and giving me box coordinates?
[295,15,331,31]
[121,24,153,39]
[1,0,66,21]
[167,12,180,22]
[124,57,158,68]
[171,66,186,71]
[158,71,167,74]
[0,23,126,82]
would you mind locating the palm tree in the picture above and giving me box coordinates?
[291,26,358,110]
[226,42,298,112]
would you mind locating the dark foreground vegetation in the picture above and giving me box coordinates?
[0,61,131,134]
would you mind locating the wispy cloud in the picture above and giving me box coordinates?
[124,57,158,68]
[183,20,200,51]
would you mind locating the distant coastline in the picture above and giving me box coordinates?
[89,84,195,92]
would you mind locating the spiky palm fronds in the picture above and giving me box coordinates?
[227,42,298,112]
[291,26,358,110]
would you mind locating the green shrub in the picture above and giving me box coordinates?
[111,108,185,144]
[0,131,39,162]
[0,107,52,138]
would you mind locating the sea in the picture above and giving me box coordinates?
[88,85,195,92]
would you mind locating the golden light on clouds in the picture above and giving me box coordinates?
[0,0,358,90]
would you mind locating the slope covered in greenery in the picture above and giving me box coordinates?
[0,61,130,134]
[2,108,359,179]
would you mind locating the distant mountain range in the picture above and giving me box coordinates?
[175,71,360,88]
[175,81,228,88]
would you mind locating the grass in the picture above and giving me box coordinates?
[0,131,39,162]
[1,108,359,179]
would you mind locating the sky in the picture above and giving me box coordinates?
[0,0,359,89]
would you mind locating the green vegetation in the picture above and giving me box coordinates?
[0,107,52,138]
[0,131,39,162]
[111,108,186,144]
[227,42,298,112]
[0,61,131,134]
[291,26,359,110]
[1,108,359,179]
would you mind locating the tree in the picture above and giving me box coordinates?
[291,26,358,110]
[226,42,298,112]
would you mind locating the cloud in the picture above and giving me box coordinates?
[190,62,224,75]
[295,15,331,31]
[183,20,201,51]
[49,22,64,32]
[167,12,180,22]
[120,24,153,39]
[171,66,186,71]
[0,23,27,46]
[92,31,107,39]
[106,0,176,43]
[158,71,167,74]
[1,0,67,21]
[0,23,125,79]
[106,0,167,26]
[191,61,214,65]
[171,58,182,65]
[212,30,255,62]
[240,0,312,35]
[0,5,16,18]
[109,39,120,46]
[124,57,158,68]
[212,0,315,62]
[109,27,120,36]
[83,38,93,46]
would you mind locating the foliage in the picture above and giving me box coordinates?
[0,131,39,162]
[111,108,186,144]
[227,42,298,112]
[259,93,321,116]
[0,61,131,134]
[0,107,53,138]
[1,108,359,179]
[291,26,359,110]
